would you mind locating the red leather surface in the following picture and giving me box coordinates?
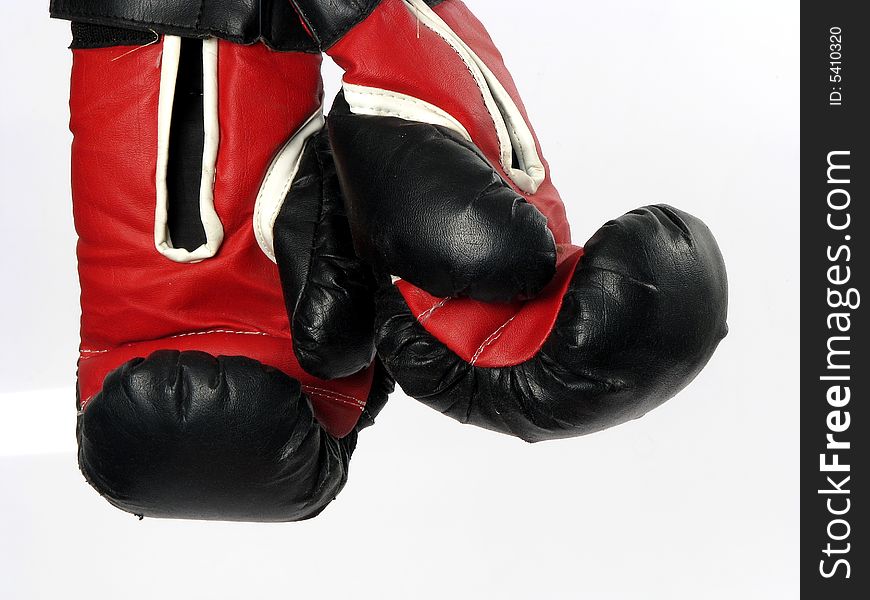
[77,332,374,435]
[398,246,583,367]
[433,0,571,245]
[330,0,578,365]
[70,40,369,438]
[330,0,571,245]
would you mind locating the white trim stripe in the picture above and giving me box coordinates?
[343,83,473,142]
[154,36,224,264]
[397,0,546,194]
[253,110,326,263]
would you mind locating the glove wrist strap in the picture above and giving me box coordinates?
[50,0,318,51]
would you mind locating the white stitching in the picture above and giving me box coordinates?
[79,329,273,356]
[305,393,364,411]
[302,385,365,406]
[167,329,270,340]
[303,389,365,410]
[416,298,450,323]
[469,314,517,366]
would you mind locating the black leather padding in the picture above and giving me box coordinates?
[288,0,447,49]
[356,357,394,430]
[328,93,557,303]
[51,0,318,52]
[70,21,156,48]
[289,0,381,49]
[274,130,378,380]
[77,350,390,522]
[376,206,729,442]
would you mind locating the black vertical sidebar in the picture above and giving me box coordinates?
[802,2,868,596]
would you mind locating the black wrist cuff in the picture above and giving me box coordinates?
[51,0,318,52]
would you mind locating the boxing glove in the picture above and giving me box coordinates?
[50,3,391,520]
[289,0,729,441]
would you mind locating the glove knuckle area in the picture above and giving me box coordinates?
[54,0,317,51]
[539,205,728,432]
[77,350,353,522]
[578,204,729,363]
[329,107,556,301]
[377,204,728,442]
[376,285,592,442]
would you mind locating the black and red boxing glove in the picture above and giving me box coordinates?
[50,3,391,520]
[290,0,729,441]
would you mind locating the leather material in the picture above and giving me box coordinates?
[289,0,380,49]
[70,21,156,48]
[65,33,389,520]
[77,351,383,521]
[324,0,571,243]
[396,247,583,368]
[51,0,318,51]
[329,95,555,301]
[77,332,378,438]
[70,39,380,434]
[275,129,378,379]
[316,0,568,301]
[288,0,446,48]
[70,41,319,366]
[296,0,729,440]
[377,206,728,442]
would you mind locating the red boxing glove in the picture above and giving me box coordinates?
[51,7,391,521]
[291,0,729,441]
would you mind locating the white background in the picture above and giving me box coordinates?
[0,1,798,598]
